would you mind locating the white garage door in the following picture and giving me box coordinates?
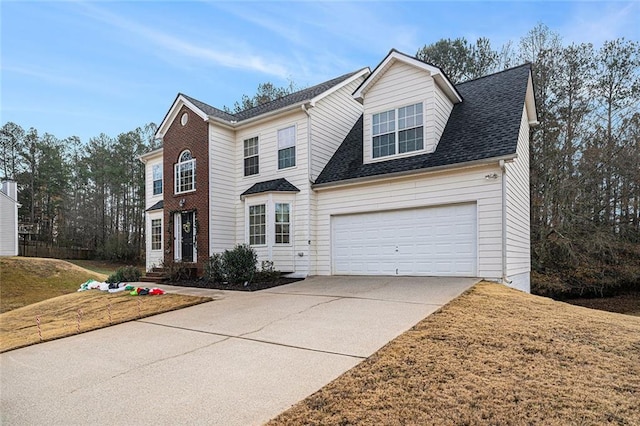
[332,203,477,276]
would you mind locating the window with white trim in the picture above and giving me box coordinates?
[249,204,266,245]
[174,150,195,194]
[244,137,259,176]
[152,164,163,195]
[277,126,296,169]
[372,102,423,158]
[151,219,162,250]
[274,203,290,244]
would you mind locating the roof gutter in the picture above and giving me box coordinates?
[312,154,517,190]
[138,146,164,163]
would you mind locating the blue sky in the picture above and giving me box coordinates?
[2,1,639,144]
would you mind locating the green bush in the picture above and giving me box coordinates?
[204,253,224,283]
[221,244,257,285]
[106,265,141,283]
[161,259,193,282]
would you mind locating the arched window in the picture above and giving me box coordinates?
[175,150,195,193]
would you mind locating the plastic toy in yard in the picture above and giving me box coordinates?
[125,286,165,296]
[78,279,165,295]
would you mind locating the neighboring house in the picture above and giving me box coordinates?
[140,49,537,292]
[0,180,20,256]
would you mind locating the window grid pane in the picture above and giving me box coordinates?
[373,133,396,158]
[249,205,266,245]
[278,146,296,169]
[153,179,163,195]
[398,127,424,153]
[398,103,423,130]
[277,126,296,149]
[244,156,259,176]
[275,203,290,244]
[372,110,395,136]
[151,219,162,250]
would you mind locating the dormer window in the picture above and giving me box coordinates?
[372,102,423,159]
[175,150,195,194]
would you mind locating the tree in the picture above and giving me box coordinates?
[416,37,501,83]
[0,122,25,180]
[224,80,299,113]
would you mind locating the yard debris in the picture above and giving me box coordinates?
[77,280,165,296]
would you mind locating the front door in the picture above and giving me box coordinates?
[181,211,194,262]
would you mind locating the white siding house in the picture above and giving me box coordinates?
[141,49,537,291]
[0,181,20,257]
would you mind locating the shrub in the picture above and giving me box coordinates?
[204,253,224,283]
[221,244,257,285]
[254,260,280,283]
[161,259,192,282]
[106,265,141,283]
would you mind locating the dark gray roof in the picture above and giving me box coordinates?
[146,200,164,211]
[241,178,300,197]
[181,69,365,124]
[315,64,532,186]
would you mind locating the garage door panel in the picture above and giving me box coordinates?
[332,203,477,276]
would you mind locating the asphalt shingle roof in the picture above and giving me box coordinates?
[146,200,164,211]
[314,64,532,186]
[241,178,300,198]
[181,69,364,124]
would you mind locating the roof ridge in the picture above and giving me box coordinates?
[455,63,532,86]
[234,69,364,117]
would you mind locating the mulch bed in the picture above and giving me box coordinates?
[164,277,304,292]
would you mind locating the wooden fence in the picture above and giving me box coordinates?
[19,243,95,260]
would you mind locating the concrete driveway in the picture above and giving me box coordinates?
[1,276,476,425]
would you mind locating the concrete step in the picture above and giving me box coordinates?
[140,276,166,283]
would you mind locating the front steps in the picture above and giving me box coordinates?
[140,267,167,283]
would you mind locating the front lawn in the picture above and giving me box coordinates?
[269,282,640,425]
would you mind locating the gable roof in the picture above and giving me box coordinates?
[155,68,369,139]
[241,178,300,198]
[315,63,533,187]
[353,49,462,104]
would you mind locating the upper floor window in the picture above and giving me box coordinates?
[175,150,195,194]
[244,137,259,176]
[372,102,423,159]
[152,164,163,195]
[277,126,296,169]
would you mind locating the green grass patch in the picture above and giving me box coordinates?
[0,257,108,313]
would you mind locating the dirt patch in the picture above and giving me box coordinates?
[565,292,640,316]
[0,290,212,353]
[268,282,640,425]
[0,257,108,313]
[165,277,304,292]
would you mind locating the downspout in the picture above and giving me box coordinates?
[302,103,313,277]
[500,160,510,284]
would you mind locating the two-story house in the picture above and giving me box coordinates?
[140,49,537,292]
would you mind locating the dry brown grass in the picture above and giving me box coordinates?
[0,257,108,313]
[269,282,640,426]
[0,290,212,353]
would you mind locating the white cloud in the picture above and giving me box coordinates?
[75,2,291,79]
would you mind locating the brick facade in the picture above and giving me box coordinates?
[162,105,209,273]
